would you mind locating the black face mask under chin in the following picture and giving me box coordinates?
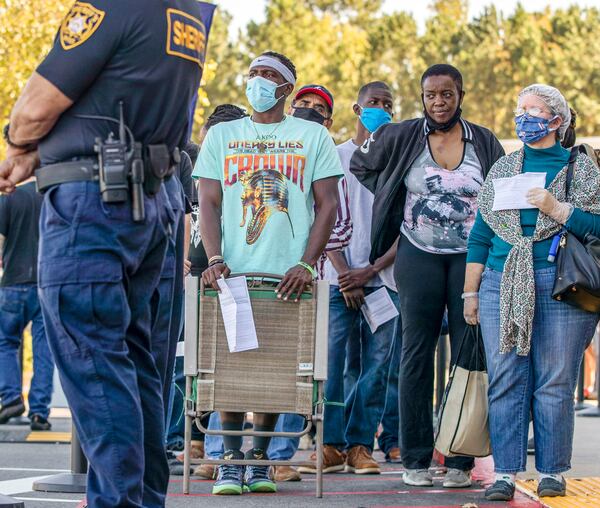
[422,96,463,133]
[292,107,327,125]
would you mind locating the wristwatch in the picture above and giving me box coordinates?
[3,123,36,150]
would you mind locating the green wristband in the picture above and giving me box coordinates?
[297,261,317,279]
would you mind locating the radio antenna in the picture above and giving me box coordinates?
[118,101,126,144]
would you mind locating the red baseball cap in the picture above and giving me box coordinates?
[294,84,334,113]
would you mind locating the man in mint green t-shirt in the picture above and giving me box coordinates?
[193,50,342,496]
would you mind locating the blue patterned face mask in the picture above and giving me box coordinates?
[514,113,558,144]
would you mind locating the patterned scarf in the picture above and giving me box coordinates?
[478,149,600,356]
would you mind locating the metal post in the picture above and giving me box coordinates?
[435,334,448,414]
[315,382,324,499]
[574,357,591,411]
[578,345,600,417]
[71,430,88,473]
[183,375,192,494]
[32,424,87,493]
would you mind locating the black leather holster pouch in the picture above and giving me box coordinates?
[144,144,178,195]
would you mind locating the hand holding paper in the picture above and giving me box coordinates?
[526,187,572,224]
[492,172,546,211]
[361,287,399,334]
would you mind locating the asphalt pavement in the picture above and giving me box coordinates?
[0,414,598,507]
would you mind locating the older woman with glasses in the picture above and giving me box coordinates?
[464,84,600,501]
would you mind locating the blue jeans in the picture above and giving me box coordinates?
[268,414,306,460]
[38,181,173,508]
[345,295,402,455]
[205,412,223,459]
[203,412,304,460]
[480,267,598,474]
[0,284,54,418]
[377,322,402,454]
[325,286,398,449]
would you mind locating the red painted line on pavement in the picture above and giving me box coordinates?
[290,476,442,483]
[169,478,212,483]
[168,490,401,497]
[169,457,541,506]
[170,487,483,498]
[371,505,539,508]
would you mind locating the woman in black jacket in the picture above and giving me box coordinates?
[350,64,504,488]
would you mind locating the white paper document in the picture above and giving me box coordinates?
[216,275,259,353]
[361,287,399,334]
[492,172,546,211]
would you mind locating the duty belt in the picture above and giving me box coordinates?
[35,160,98,193]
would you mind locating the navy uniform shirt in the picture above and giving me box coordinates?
[37,0,209,165]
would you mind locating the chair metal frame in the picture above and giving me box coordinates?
[182,274,329,498]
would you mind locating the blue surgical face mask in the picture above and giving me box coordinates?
[359,106,392,133]
[246,76,287,113]
[514,113,558,144]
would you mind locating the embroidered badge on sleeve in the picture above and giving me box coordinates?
[60,2,106,50]
[166,8,207,67]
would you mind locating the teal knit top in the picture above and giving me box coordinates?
[467,142,600,271]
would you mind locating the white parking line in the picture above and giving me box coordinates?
[14,497,81,503]
[0,467,69,472]
[0,475,49,495]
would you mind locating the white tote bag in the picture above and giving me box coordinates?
[435,325,491,458]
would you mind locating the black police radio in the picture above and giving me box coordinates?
[36,102,177,223]
[96,131,128,203]
[75,101,178,222]
[90,102,145,222]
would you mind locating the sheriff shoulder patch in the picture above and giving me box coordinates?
[166,8,207,67]
[60,2,105,51]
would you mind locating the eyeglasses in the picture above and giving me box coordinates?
[513,106,549,118]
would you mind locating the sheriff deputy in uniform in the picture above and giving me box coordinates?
[0,1,214,506]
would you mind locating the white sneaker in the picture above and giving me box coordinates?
[402,469,433,486]
[443,468,472,488]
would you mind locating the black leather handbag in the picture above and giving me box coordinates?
[552,147,600,312]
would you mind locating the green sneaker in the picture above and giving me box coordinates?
[243,448,277,493]
[212,450,244,495]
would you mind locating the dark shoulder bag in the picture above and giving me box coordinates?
[552,146,600,312]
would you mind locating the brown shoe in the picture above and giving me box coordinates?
[345,445,381,474]
[192,463,216,479]
[385,447,402,463]
[176,440,204,462]
[273,465,302,482]
[297,445,345,474]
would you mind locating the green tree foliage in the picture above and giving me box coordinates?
[2,0,600,153]
[199,0,600,141]
[0,0,70,158]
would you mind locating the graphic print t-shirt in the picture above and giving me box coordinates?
[193,115,343,275]
[401,142,483,254]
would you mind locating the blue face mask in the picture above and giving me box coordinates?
[359,106,392,133]
[514,113,558,144]
[246,76,287,113]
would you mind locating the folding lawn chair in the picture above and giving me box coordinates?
[182,273,329,497]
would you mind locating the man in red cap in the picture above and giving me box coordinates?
[289,84,334,130]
